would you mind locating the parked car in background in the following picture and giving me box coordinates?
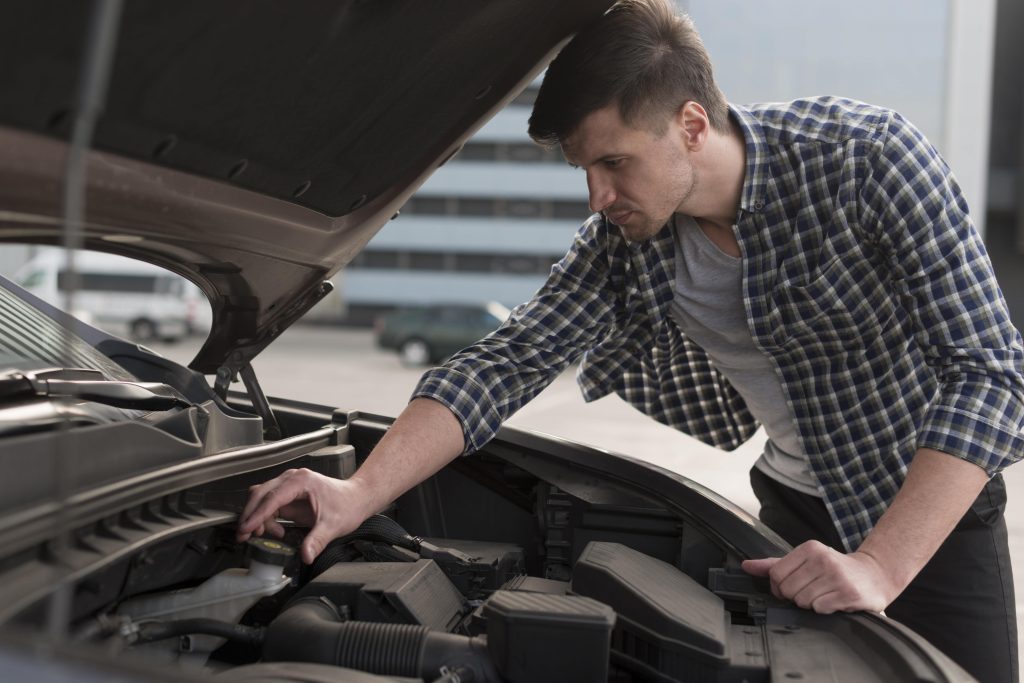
[15,248,194,342]
[375,301,511,365]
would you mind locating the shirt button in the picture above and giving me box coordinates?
[753,199,765,211]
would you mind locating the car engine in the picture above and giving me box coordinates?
[66,510,768,683]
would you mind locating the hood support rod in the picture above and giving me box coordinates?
[238,363,282,441]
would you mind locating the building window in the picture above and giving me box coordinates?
[358,251,400,269]
[456,141,563,164]
[504,144,544,162]
[505,199,544,218]
[552,200,592,220]
[402,195,590,221]
[408,252,447,271]
[459,143,498,161]
[407,197,449,215]
[453,253,494,272]
[350,250,559,276]
[494,255,545,274]
[456,198,498,216]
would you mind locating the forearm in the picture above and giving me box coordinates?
[347,397,466,518]
[742,447,991,613]
[856,447,989,596]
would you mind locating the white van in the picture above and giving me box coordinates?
[14,248,197,342]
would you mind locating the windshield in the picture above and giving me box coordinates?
[0,275,135,381]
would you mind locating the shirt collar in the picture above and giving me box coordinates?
[728,103,769,215]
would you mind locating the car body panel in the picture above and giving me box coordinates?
[0,0,611,373]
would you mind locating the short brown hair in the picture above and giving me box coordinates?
[528,0,729,146]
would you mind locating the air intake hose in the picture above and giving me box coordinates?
[262,597,497,683]
[337,514,420,551]
[309,515,419,578]
[310,515,475,578]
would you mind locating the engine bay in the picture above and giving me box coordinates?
[60,505,770,683]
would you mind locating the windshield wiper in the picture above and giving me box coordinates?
[0,369,192,411]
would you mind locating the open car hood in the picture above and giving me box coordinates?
[0,0,612,373]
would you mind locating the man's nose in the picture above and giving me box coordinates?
[587,170,615,213]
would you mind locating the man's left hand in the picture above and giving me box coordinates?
[741,541,900,614]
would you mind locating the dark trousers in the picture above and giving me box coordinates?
[750,467,1019,683]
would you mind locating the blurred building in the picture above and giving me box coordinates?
[341,84,587,325]
[342,0,1024,330]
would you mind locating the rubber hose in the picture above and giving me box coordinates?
[135,618,265,647]
[263,599,425,675]
[309,540,361,579]
[263,598,498,682]
[336,514,419,551]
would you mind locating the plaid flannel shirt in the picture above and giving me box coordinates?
[414,97,1024,550]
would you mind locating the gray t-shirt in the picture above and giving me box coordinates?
[668,214,819,496]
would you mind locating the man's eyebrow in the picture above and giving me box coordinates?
[563,151,619,169]
[561,150,582,168]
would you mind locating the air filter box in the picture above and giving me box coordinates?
[571,541,767,682]
[483,590,615,683]
[289,560,465,631]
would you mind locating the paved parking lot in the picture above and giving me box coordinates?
[158,324,1023,655]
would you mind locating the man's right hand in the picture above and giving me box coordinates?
[235,397,467,566]
[236,468,374,565]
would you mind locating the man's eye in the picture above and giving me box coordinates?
[604,158,623,168]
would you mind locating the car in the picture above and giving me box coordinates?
[15,247,192,342]
[0,2,974,682]
[375,302,512,366]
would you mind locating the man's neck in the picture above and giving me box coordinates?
[692,118,747,232]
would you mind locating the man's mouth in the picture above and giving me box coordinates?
[606,209,633,225]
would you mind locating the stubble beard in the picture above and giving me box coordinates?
[615,160,698,242]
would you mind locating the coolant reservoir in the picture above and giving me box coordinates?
[117,538,294,659]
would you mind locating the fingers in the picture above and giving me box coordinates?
[741,557,779,576]
[264,518,286,538]
[236,470,310,541]
[235,468,361,565]
[787,572,837,611]
[764,542,831,604]
[773,549,832,602]
[235,468,371,566]
[301,520,335,565]
[743,542,890,614]
[808,590,849,615]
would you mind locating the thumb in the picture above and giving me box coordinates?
[301,523,334,565]
[741,557,780,576]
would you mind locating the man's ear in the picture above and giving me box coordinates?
[676,100,710,151]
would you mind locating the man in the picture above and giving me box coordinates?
[238,1,1021,679]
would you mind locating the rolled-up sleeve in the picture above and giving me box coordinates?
[411,216,618,454]
[860,110,1024,474]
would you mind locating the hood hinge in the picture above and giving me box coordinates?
[214,358,281,440]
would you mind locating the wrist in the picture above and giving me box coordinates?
[852,545,911,603]
[344,473,388,520]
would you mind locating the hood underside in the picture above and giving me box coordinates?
[0,0,612,373]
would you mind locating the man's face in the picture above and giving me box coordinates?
[562,105,695,241]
